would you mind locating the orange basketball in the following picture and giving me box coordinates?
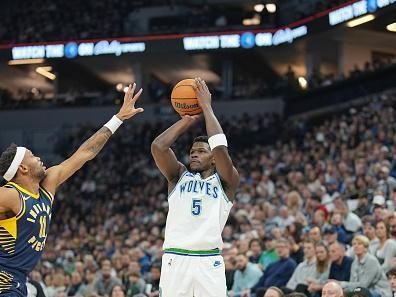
[171,79,202,116]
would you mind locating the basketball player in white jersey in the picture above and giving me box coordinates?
[151,77,239,297]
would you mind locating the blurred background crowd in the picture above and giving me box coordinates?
[16,91,395,297]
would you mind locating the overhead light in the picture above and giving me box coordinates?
[254,4,265,13]
[386,22,396,32]
[8,58,45,65]
[243,14,261,26]
[298,77,308,89]
[346,14,375,27]
[36,66,56,80]
[266,3,277,13]
[123,86,129,93]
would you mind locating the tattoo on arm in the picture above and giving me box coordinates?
[79,127,112,157]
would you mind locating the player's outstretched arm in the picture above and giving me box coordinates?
[151,116,200,184]
[42,83,144,194]
[193,77,239,200]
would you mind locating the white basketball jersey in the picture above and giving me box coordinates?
[163,171,233,251]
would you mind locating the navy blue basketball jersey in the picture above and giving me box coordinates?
[0,182,53,278]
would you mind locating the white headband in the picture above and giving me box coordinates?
[3,147,26,181]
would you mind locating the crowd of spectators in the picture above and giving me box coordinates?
[284,56,396,94]
[12,90,396,297]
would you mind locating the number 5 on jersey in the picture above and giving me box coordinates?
[191,199,202,216]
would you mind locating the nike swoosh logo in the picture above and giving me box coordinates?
[213,261,221,267]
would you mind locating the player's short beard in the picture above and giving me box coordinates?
[34,167,46,182]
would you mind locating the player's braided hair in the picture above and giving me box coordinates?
[0,143,18,176]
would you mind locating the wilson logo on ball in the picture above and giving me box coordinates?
[171,78,203,116]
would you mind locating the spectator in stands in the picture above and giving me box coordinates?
[249,239,264,264]
[309,227,322,243]
[231,253,263,296]
[83,268,97,297]
[288,237,304,265]
[362,216,380,254]
[93,259,122,297]
[340,235,392,297]
[259,236,279,270]
[250,238,297,297]
[328,242,353,281]
[306,242,331,296]
[374,220,396,272]
[275,206,295,231]
[286,239,317,293]
[110,284,126,297]
[386,267,396,297]
[334,197,362,234]
[321,281,343,297]
[66,271,86,296]
[144,265,161,297]
[125,272,145,297]
[322,226,339,246]
[329,213,348,244]
[264,286,285,297]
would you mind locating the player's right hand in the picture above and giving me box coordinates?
[116,83,144,121]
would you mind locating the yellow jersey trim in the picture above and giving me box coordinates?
[0,217,17,239]
[6,182,39,199]
[39,187,54,204]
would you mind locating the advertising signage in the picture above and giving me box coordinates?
[5,0,395,60]
[329,0,396,26]
[11,40,146,60]
[182,26,308,51]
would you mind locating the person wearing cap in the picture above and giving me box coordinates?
[340,235,392,297]
[259,235,279,270]
[0,84,143,296]
[372,194,387,222]
[323,226,337,245]
[350,287,373,297]
[378,166,396,199]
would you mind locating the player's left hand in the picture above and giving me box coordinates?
[116,83,144,121]
[194,77,212,110]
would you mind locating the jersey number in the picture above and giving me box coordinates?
[191,199,202,216]
[39,216,47,238]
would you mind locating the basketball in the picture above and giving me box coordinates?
[171,79,202,116]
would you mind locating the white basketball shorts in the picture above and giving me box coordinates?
[159,249,227,297]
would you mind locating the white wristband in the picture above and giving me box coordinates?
[208,134,228,150]
[104,115,123,134]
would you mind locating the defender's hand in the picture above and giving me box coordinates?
[194,77,212,110]
[116,83,144,121]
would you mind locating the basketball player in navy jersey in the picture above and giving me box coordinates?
[0,84,143,296]
[151,78,239,297]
